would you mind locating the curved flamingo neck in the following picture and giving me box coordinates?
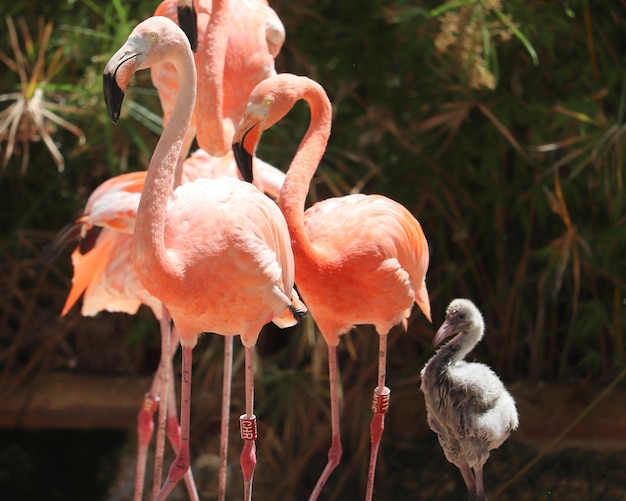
[278,82,332,263]
[447,325,482,364]
[135,41,197,282]
[196,0,231,156]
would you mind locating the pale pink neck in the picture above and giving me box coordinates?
[278,82,332,261]
[135,42,196,279]
[196,0,231,156]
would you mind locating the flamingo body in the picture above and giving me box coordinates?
[154,175,295,349]
[298,193,430,346]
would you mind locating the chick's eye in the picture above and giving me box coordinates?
[458,313,465,320]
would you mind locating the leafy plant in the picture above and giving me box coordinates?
[0,16,86,174]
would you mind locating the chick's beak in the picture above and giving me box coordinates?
[432,319,456,347]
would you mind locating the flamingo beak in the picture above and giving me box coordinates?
[103,50,139,124]
[232,121,260,183]
[432,318,456,347]
[177,0,198,52]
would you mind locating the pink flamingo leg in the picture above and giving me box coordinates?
[134,310,172,501]
[152,308,172,499]
[164,350,200,501]
[155,346,194,501]
[365,332,391,501]
[309,345,343,501]
[134,391,159,501]
[239,346,257,501]
[219,336,234,501]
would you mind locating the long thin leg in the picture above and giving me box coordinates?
[133,310,171,501]
[309,344,342,501]
[163,333,200,501]
[218,336,234,501]
[134,388,159,501]
[240,346,257,501]
[152,307,172,499]
[459,463,477,501]
[155,346,194,501]
[365,332,391,501]
[474,465,486,501]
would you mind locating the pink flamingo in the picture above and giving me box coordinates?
[52,148,286,500]
[103,17,302,501]
[232,73,432,500]
[150,1,286,497]
[151,0,285,160]
[154,0,286,423]
[152,2,286,496]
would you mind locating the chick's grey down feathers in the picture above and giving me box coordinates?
[420,298,518,500]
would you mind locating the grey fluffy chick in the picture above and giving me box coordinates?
[420,298,518,501]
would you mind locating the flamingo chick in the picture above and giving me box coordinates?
[103,17,303,501]
[233,73,431,501]
[420,298,519,501]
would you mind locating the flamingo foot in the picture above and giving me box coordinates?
[154,447,190,501]
[240,414,257,501]
[366,386,391,501]
[163,414,199,501]
[308,432,343,501]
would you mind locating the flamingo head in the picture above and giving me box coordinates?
[103,16,192,124]
[233,74,320,183]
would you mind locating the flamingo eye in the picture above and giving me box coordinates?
[263,97,273,108]
[149,32,158,42]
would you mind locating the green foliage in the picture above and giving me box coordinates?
[1,0,623,387]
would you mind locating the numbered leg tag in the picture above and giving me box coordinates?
[239,414,258,441]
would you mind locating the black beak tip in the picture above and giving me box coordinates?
[103,72,124,125]
[177,4,198,52]
[232,141,254,183]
